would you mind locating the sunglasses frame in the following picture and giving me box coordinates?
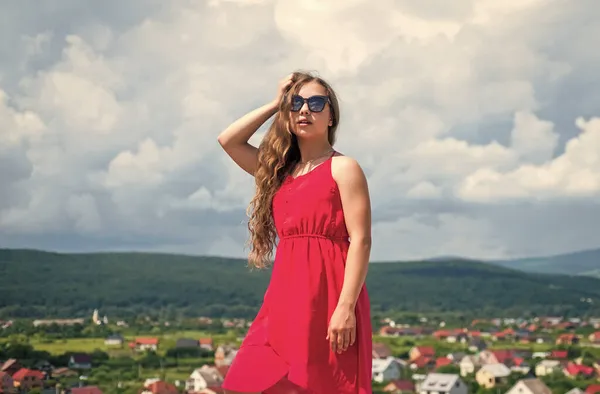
[290,95,330,113]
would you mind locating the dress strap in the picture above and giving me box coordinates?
[325,149,337,181]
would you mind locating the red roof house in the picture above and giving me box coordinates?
[586,385,600,394]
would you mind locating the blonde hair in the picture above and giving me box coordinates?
[245,71,340,268]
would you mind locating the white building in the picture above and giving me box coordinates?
[476,363,511,389]
[505,378,552,394]
[372,357,402,383]
[185,366,223,392]
[418,373,468,394]
[535,360,561,376]
[459,355,481,376]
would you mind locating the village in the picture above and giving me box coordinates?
[0,314,600,394]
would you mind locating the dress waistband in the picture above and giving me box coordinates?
[280,233,349,242]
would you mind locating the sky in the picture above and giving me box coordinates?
[1,0,599,261]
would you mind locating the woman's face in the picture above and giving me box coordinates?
[289,81,332,140]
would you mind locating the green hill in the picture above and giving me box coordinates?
[488,248,600,277]
[1,248,600,319]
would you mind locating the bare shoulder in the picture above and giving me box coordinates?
[331,153,367,186]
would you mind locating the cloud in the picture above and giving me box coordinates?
[458,116,600,202]
[0,0,599,260]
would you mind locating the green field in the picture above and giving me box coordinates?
[32,338,107,355]
[1,330,242,356]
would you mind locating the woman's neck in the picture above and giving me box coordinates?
[297,140,333,163]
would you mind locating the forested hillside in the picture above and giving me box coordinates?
[1,248,600,319]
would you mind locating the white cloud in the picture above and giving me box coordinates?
[406,182,442,199]
[510,111,558,164]
[458,116,600,202]
[0,0,599,260]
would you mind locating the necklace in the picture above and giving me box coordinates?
[299,148,334,164]
[294,148,334,177]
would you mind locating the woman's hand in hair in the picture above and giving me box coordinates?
[273,73,295,107]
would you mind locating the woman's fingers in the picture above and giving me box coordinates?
[329,331,337,352]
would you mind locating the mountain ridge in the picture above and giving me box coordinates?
[485,247,600,277]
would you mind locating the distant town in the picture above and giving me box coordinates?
[1,311,600,394]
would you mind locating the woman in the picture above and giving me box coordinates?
[217,71,372,394]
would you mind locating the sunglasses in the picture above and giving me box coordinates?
[290,95,329,112]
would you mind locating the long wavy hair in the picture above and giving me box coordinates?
[246,71,341,268]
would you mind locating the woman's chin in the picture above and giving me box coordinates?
[293,127,324,139]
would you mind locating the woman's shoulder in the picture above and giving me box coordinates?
[331,152,366,184]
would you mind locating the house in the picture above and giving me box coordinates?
[199,337,214,351]
[186,366,224,392]
[586,385,600,394]
[549,350,568,360]
[410,346,435,361]
[467,338,487,352]
[130,337,159,352]
[380,326,427,337]
[540,316,563,327]
[0,359,22,375]
[532,351,549,359]
[215,345,238,367]
[0,371,14,393]
[535,359,562,376]
[459,355,481,376]
[513,349,533,360]
[475,363,511,388]
[588,332,600,343]
[69,353,92,369]
[556,333,579,345]
[418,373,467,394]
[510,357,531,375]
[532,334,553,344]
[563,362,595,379]
[140,380,178,394]
[176,338,199,348]
[372,357,402,383]
[433,330,452,340]
[446,352,466,362]
[215,365,230,379]
[70,386,104,394]
[51,367,78,378]
[373,342,393,359]
[34,360,54,374]
[11,368,45,392]
[383,379,414,393]
[436,357,453,369]
[32,318,85,327]
[565,389,585,394]
[505,378,552,394]
[104,334,124,346]
[433,329,467,343]
[449,333,469,344]
[515,330,532,343]
[410,356,435,370]
[492,328,515,341]
[479,349,514,366]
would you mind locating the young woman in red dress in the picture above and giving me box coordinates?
[217,71,372,394]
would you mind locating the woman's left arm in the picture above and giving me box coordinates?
[327,156,372,353]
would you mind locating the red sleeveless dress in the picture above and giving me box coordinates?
[222,153,372,393]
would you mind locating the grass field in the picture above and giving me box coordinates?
[31,338,107,354]
[9,330,243,356]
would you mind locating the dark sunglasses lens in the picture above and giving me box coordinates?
[291,96,303,111]
[308,97,326,112]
